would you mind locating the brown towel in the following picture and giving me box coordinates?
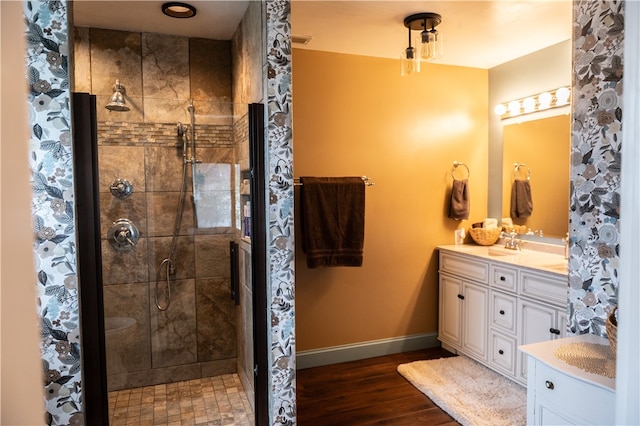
[448,179,469,220]
[300,177,365,268]
[510,179,533,218]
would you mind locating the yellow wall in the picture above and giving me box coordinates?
[292,49,488,351]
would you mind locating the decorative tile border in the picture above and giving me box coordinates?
[24,1,84,424]
[265,1,296,424]
[569,0,624,335]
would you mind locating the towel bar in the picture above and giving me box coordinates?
[293,176,374,186]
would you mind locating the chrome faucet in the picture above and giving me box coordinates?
[504,231,521,251]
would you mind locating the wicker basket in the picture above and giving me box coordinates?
[468,227,502,246]
[606,306,617,356]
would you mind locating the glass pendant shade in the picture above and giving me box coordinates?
[400,46,420,76]
[421,31,443,60]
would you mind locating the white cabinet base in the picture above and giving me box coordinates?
[520,335,615,426]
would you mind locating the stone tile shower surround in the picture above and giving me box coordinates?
[74,27,243,390]
[98,121,238,390]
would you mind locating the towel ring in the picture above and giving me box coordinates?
[452,161,470,180]
[514,162,531,180]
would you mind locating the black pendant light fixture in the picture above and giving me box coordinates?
[401,12,443,75]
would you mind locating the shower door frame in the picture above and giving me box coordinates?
[72,92,109,424]
[249,103,268,422]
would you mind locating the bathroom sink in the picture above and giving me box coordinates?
[487,248,519,257]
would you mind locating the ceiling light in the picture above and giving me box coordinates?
[162,2,197,19]
[401,12,443,76]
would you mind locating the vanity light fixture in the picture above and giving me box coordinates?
[495,87,571,119]
[401,12,443,76]
[162,2,197,19]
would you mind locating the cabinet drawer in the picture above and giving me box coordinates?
[491,291,517,334]
[520,271,567,306]
[490,264,517,292]
[440,251,489,282]
[490,331,517,377]
[530,359,615,425]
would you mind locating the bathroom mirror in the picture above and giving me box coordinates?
[501,114,571,239]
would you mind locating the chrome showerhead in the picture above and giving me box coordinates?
[105,79,130,112]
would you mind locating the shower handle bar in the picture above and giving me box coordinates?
[187,99,199,165]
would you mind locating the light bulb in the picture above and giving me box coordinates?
[538,92,552,108]
[494,104,507,116]
[400,48,420,76]
[523,97,536,113]
[420,31,437,60]
[556,87,570,105]
[508,101,521,116]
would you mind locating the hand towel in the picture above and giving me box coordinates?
[502,217,513,228]
[510,179,533,218]
[300,177,365,268]
[483,218,498,230]
[448,179,470,220]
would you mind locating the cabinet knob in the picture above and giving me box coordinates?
[498,349,504,355]
[500,276,506,281]
[549,328,561,335]
[457,294,465,300]
[545,380,554,390]
[499,310,505,315]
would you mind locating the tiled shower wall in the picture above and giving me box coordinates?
[74,28,240,390]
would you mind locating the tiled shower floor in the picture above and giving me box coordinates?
[108,374,254,426]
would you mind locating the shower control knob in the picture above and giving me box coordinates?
[110,178,133,199]
[108,218,139,251]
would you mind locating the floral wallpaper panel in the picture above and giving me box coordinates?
[24,0,84,425]
[265,1,296,424]
[569,0,624,335]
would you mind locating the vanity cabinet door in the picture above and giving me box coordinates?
[438,273,488,361]
[438,274,462,347]
[461,283,489,361]
[518,300,563,383]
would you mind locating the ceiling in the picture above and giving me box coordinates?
[73,0,573,69]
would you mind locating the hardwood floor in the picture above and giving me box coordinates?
[296,347,461,425]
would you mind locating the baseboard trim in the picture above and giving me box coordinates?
[296,333,440,370]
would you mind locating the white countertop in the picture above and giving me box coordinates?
[519,334,616,392]
[438,243,568,276]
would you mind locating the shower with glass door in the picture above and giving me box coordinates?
[71,26,256,402]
